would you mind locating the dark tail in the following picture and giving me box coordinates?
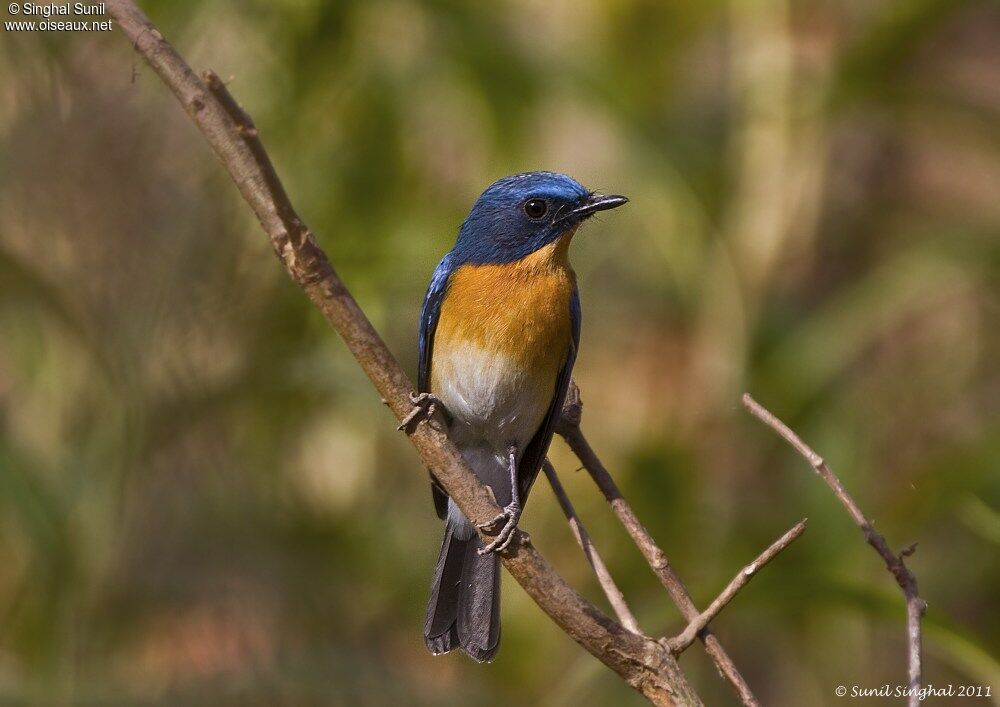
[424,521,501,662]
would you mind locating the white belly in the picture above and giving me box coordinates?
[431,341,554,451]
[432,341,558,538]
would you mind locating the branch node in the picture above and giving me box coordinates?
[557,379,583,432]
[665,519,807,655]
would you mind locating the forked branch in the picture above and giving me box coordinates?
[742,394,926,707]
[665,519,807,654]
[557,384,762,707]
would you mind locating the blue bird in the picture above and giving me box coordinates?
[412,171,627,662]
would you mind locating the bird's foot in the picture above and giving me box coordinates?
[477,501,521,555]
[397,392,444,432]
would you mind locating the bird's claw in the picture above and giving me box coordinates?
[397,392,442,432]
[477,502,521,555]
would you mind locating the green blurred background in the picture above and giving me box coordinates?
[1,0,998,704]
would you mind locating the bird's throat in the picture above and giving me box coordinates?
[517,228,576,274]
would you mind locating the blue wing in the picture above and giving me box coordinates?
[419,253,457,519]
[517,287,581,500]
[418,253,456,393]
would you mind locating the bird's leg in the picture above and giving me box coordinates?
[478,445,522,554]
[397,391,447,432]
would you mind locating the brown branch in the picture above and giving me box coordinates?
[105,2,703,704]
[665,519,807,654]
[542,460,642,634]
[557,383,761,707]
[742,393,927,707]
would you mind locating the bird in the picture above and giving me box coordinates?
[409,171,627,662]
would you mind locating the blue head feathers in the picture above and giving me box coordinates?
[450,172,628,265]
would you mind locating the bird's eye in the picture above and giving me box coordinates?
[523,198,548,219]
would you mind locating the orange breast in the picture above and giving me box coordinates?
[432,236,576,385]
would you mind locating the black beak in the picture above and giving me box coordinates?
[564,193,629,221]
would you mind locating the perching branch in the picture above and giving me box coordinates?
[742,394,927,707]
[665,519,807,654]
[106,1,701,704]
[542,460,642,633]
[557,384,762,707]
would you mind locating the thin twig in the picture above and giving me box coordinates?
[543,460,642,634]
[557,383,760,707]
[665,519,807,653]
[105,2,703,704]
[742,393,926,707]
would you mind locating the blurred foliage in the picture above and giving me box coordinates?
[1,0,998,704]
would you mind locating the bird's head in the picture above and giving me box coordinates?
[452,172,627,265]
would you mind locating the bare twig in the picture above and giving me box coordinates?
[542,460,642,633]
[665,519,807,654]
[742,393,927,707]
[106,2,702,704]
[557,383,760,707]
